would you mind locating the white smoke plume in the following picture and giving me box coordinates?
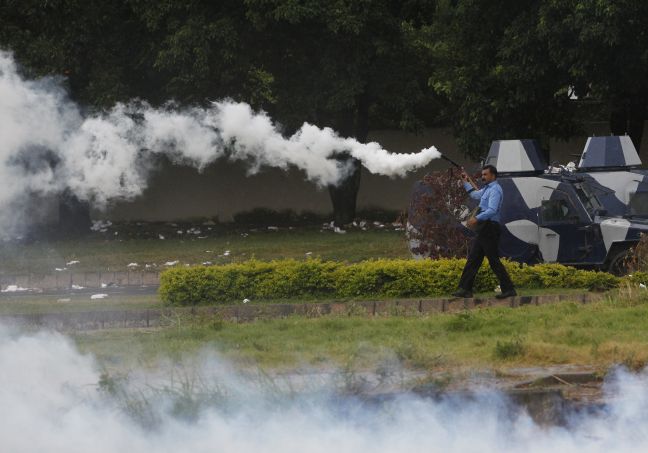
[0,51,440,234]
[4,324,648,453]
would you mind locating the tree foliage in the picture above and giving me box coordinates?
[428,0,579,158]
[4,0,648,221]
[0,0,437,224]
[429,0,648,159]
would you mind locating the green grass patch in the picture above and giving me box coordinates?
[0,229,408,274]
[0,294,160,314]
[72,295,648,373]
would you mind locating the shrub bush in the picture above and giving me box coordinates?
[159,258,620,306]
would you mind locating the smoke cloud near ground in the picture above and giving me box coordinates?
[3,325,648,453]
[0,50,440,236]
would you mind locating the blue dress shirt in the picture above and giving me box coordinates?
[463,180,503,223]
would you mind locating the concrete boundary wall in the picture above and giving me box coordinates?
[0,292,605,331]
[0,271,160,291]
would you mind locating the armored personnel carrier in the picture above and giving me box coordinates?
[408,136,648,274]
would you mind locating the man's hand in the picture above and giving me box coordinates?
[461,168,479,191]
[467,217,478,228]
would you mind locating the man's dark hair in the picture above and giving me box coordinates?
[482,164,498,177]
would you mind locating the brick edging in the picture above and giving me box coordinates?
[0,292,605,331]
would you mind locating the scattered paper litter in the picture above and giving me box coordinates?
[164,260,179,266]
[267,226,279,231]
[54,268,67,272]
[333,226,346,234]
[127,263,139,268]
[1,285,28,293]
[243,298,250,304]
[223,250,231,256]
[159,234,165,240]
[305,252,313,256]
[90,220,112,232]
[202,261,213,266]
[66,260,80,266]
[71,284,84,290]
[101,283,108,288]
[641,283,647,289]
[91,294,108,300]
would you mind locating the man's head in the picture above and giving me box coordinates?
[481,164,498,183]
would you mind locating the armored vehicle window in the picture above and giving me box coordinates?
[628,191,648,216]
[574,182,601,214]
[540,198,579,223]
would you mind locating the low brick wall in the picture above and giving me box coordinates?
[0,271,160,291]
[0,292,605,331]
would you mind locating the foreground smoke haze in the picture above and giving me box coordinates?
[0,50,440,235]
[2,325,648,453]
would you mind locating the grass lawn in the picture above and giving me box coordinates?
[0,228,409,274]
[0,293,161,314]
[71,293,648,374]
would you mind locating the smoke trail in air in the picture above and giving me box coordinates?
[0,51,440,236]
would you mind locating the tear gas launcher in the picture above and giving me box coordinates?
[440,154,479,190]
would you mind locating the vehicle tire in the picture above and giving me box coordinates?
[606,248,632,276]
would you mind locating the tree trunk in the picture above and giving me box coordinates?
[327,93,370,226]
[609,94,646,154]
[58,191,92,237]
[628,95,646,153]
[328,157,361,225]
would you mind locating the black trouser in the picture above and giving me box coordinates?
[457,221,514,292]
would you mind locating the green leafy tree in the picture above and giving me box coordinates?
[428,0,578,160]
[540,0,648,154]
[0,0,156,106]
[429,0,648,160]
[244,0,437,224]
[0,0,157,235]
[1,0,439,226]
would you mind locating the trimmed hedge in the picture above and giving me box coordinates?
[159,258,620,306]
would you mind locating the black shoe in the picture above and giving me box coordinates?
[451,289,473,298]
[495,289,517,299]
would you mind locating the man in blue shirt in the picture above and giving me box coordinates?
[452,165,516,299]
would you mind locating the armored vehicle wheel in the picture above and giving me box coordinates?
[606,248,632,276]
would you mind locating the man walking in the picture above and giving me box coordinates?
[452,165,516,299]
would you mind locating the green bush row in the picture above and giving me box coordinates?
[159,258,620,305]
